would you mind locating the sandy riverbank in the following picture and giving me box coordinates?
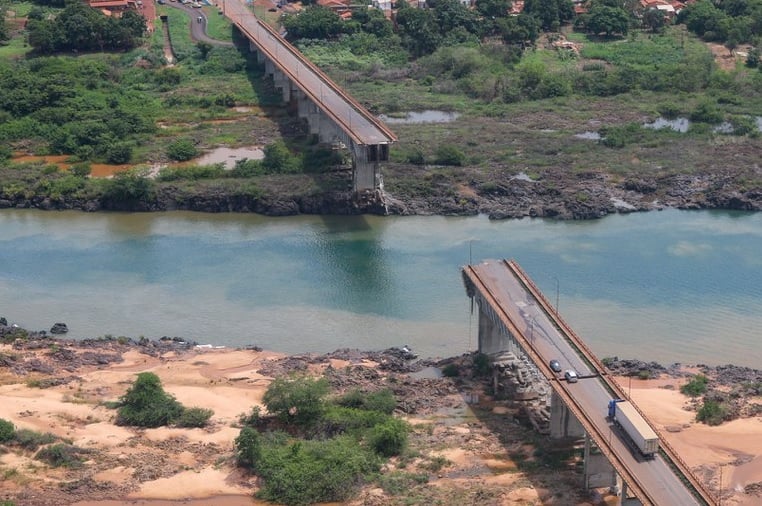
[0,339,760,505]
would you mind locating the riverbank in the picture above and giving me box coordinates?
[1,160,760,220]
[1,323,761,505]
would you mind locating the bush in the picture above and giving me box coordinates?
[0,418,14,442]
[696,399,727,425]
[680,374,709,397]
[336,388,396,414]
[472,353,491,377]
[101,168,154,205]
[176,407,214,428]
[255,435,379,505]
[116,372,184,427]
[166,138,199,162]
[13,429,57,450]
[35,443,88,468]
[262,140,300,174]
[434,145,465,166]
[263,376,329,427]
[369,418,408,457]
[69,163,92,177]
[441,363,459,377]
[690,101,723,123]
[318,406,388,437]
[235,426,262,469]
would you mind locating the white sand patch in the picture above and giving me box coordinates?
[129,467,249,499]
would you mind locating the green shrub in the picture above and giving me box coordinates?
[378,471,429,495]
[69,163,92,177]
[176,407,214,428]
[13,429,56,450]
[696,399,727,425]
[680,374,709,397]
[472,353,491,377]
[441,363,459,377]
[116,372,184,427]
[262,140,300,174]
[434,145,465,166]
[690,101,723,124]
[166,138,199,162]
[35,443,88,468]
[0,418,14,442]
[255,435,379,505]
[101,168,154,205]
[235,426,263,469]
[369,417,408,457]
[335,388,396,414]
[263,376,329,427]
[318,406,388,437]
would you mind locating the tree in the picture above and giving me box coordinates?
[0,418,14,442]
[282,6,348,41]
[642,8,666,33]
[395,3,442,55]
[166,138,198,161]
[498,13,540,46]
[0,6,8,42]
[116,372,184,427]
[475,0,511,19]
[262,376,329,426]
[523,0,574,30]
[677,0,728,40]
[585,4,630,36]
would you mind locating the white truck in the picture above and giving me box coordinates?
[607,399,659,458]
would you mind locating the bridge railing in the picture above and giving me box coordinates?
[463,265,656,506]
[504,259,717,506]
[224,2,396,145]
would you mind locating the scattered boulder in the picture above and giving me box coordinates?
[50,323,69,334]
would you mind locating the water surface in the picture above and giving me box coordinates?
[1,209,760,366]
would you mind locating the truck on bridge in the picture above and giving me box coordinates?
[608,399,660,458]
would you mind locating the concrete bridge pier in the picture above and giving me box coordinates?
[549,389,584,439]
[583,433,617,490]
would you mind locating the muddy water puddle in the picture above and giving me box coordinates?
[189,146,264,169]
[378,110,460,124]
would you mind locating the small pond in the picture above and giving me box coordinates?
[190,146,264,170]
[574,131,601,140]
[378,110,460,124]
[643,117,691,133]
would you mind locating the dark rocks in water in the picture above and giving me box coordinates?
[50,323,69,334]
[0,317,7,326]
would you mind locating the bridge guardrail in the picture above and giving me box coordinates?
[463,265,656,506]
[225,3,396,145]
[504,259,717,506]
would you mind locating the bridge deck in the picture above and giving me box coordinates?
[222,1,396,147]
[463,259,716,506]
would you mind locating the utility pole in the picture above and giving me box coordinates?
[554,276,560,315]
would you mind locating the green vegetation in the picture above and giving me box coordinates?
[680,374,710,397]
[115,372,213,428]
[34,443,89,468]
[12,429,57,450]
[0,418,14,442]
[696,399,728,425]
[236,375,409,505]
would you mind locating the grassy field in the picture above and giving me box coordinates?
[2,6,762,197]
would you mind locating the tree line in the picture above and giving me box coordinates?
[26,0,146,53]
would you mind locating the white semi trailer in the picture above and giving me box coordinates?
[608,399,660,458]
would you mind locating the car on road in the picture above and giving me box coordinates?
[564,370,578,383]
[549,359,562,373]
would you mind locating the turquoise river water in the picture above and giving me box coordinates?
[0,209,760,367]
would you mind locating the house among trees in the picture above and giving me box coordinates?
[88,0,141,15]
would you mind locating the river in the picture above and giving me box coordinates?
[0,209,760,367]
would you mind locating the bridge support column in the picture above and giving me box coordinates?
[352,145,377,192]
[477,304,519,356]
[549,390,584,439]
[583,433,617,490]
[618,480,644,506]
